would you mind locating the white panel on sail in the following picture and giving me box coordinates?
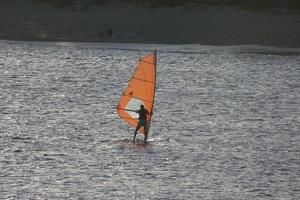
[125,98,144,119]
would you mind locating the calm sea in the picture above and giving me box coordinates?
[0,41,299,199]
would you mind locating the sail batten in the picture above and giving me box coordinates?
[121,94,153,103]
[139,59,155,65]
[117,52,157,134]
[132,77,155,84]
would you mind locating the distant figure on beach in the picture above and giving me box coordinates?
[98,28,113,38]
[107,28,113,37]
[71,0,90,12]
[133,105,150,143]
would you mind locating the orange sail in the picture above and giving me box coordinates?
[117,51,157,134]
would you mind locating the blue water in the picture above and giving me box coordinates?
[0,40,299,199]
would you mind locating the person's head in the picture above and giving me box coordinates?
[140,105,145,109]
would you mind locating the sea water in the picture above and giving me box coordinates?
[0,40,299,199]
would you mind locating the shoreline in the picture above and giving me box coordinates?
[0,0,300,48]
[2,40,300,56]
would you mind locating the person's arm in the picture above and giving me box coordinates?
[117,107,137,113]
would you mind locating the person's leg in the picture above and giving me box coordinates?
[143,121,148,143]
[133,122,141,142]
[144,132,148,143]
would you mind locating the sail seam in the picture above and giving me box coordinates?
[122,94,153,103]
[132,77,154,84]
[140,59,154,65]
[120,117,138,120]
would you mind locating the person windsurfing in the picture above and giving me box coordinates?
[133,105,150,143]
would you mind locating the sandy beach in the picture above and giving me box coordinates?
[0,0,300,47]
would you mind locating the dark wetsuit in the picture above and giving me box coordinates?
[136,109,148,132]
[133,108,149,142]
[137,109,147,120]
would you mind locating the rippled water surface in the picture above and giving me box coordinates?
[0,41,299,199]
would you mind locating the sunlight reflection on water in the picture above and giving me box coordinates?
[0,41,299,199]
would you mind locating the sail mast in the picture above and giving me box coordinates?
[147,50,157,133]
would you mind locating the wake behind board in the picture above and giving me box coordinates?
[114,137,171,148]
[114,139,152,148]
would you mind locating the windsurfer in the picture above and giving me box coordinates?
[133,105,150,143]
